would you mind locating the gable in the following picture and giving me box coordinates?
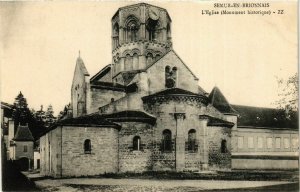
[145,50,199,94]
[90,64,112,83]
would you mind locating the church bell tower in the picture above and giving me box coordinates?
[111,3,172,81]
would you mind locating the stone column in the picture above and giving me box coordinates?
[174,113,185,172]
[119,27,124,44]
[199,116,209,170]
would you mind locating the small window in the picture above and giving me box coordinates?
[267,137,273,149]
[275,137,281,149]
[23,145,28,152]
[284,138,290,149]
[257,137,263,149]
[187,129,197,152]
[221,139,227,153]
[248,137,254,148]
[238,137,244,149]
[84,139,91,154]
[162,129,172,152]
[133,136,141,151]
[292,138,298,149]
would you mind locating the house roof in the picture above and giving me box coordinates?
[232,105,298,129]
[208,87,238,115]
[13,125,34,141]
[199,115,235,128]
[102,110,156,125]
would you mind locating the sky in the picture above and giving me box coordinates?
[1,1,297,115]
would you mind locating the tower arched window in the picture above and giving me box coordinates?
[167,23,171,40]
[126,19,139,42]
[147,19,159,41]
[133,136,141,151]
[124,54,132,71]
[132,53,139,69]
[146,53,153,66]
[162,129,172,152]
[84,139,91,154]
[221,139,227,153]
[113,23,119,49]
[165,66,177,88]
[188,129,197,152]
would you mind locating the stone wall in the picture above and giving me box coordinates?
[14,141,34,160]
[40,127,62,178]
[118,122,153,172]
[207,126,231,170]
[61,126,119,177]
[146,51,199,94]
[89,88,125,114]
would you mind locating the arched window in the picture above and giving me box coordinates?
[132,53,139,69]
[113,23,119,49]
[146,53,153,66]
[221,139,227,153]
[124,54,132,71]
[133,136,141,151]
[162,129,172,152]
[84,139,91,154]
[188,129,197,152]
[165,66,177,88]
[167,23,171,40]
[147,19,159,41]
[126,19,139,42]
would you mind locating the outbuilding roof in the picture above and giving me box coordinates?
[13,125,34,141]
[232,105,298,129]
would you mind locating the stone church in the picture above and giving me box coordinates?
[40,3,298,178]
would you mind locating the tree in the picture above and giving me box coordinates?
[44,105,56,127]
[276,73,298,112]
[12,92,33,129]
[12,92,46,140]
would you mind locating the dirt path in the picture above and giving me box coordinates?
[35,178,293,191]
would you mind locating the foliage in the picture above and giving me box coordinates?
[276,73,298,112]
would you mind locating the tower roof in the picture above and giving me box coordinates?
[76,55,89,76]
[208,87,238,115]
[13,125,34,141]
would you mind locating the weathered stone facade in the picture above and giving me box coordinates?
[39,2,298,178]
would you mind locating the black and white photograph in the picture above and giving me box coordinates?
[1,1,298,191]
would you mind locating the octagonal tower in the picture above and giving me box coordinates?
[111,3,172,81]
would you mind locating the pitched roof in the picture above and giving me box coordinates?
[90,81,126,91]
[208,87,238,115]
[90,64,111,82]
[102,110,156,125]
[76,57,89,76]
[13,125,34,141]
[198,86,208,95]
[199,115,235,128]
[145,50,199,80]
[232,105,298,129]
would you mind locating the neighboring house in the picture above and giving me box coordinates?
[39,3,298,178]
[10,124,34,170]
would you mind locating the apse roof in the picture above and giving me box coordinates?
[208,87,238,115]
[13,125,34,141]
[102,110,156,125]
